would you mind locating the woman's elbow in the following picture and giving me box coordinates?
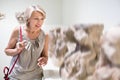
[4,48,10,56]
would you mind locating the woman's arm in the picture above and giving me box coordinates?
[4,27,24,56]
[38,34,49,66]
[41,34,49,58]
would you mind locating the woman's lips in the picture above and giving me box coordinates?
[36,25,41,27]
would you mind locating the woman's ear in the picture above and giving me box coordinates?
[26,20,30,27]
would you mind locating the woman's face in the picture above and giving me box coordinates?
[28,11,45,31]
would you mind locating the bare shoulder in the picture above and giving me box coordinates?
[13,26,19,33]
[45,34,49,40]
[45,34,49,38]
[5,26,20,49]
[44,34,49,45]
[11,26,20,37]
[9,26,20,41]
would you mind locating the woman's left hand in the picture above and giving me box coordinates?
[37,57,48,67]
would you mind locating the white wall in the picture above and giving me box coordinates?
[62,0,120,30]
[0,0,62,79]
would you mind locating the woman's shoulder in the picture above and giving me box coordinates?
[38,30,49,40]
[12,27,19,34]
[45,34,49,38]
[44,33,49,43]
[42,30,49,38]
[12,26,20,32]
[11,26,22,36]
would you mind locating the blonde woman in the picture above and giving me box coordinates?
[4,5,49,80]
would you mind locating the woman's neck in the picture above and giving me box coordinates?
[24,26,41,40]
[25,26,40,34]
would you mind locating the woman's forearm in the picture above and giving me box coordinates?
[4,48,19,56]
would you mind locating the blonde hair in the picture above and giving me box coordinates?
[24,5,46,20]
[16,5,46,24]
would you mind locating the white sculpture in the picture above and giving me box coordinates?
[89,26,120,80]
[0,12,5,20]
[48,24,104,80]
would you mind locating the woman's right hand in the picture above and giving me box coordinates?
[15,40,27,53]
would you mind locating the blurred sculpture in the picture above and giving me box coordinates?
[48,24,104,80]
[88,26,120,80]
[15,12,26,24]
[60,24,103,80]
[49,27,68,66]
[0,12,5,20]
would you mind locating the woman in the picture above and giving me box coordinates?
[4,5,49,80]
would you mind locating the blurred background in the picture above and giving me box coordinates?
[0,0,120,80]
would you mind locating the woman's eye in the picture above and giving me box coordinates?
[34,18,44,21]
[34,18,39,20]
[40,18,44,20]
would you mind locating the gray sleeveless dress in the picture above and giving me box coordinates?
[9,26,45,80]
